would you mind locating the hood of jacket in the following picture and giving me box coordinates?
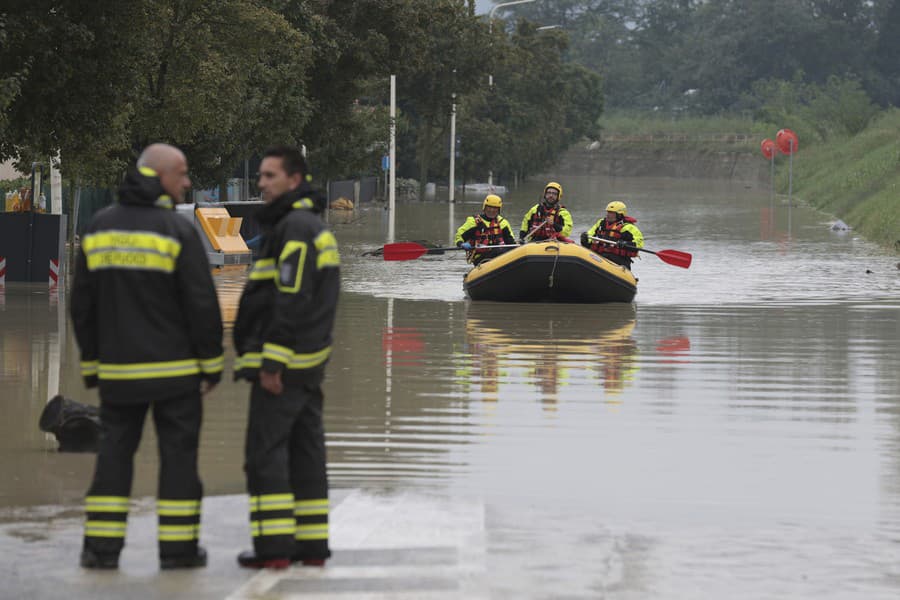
[118,167,175,209]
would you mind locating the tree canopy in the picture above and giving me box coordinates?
[1,0,603,188]
[501,0,898,112]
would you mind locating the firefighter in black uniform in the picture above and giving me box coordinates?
[234,145,340,569]
[71,143,223,570]
[454,194,516,265]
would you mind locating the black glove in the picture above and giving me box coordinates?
[580,232,589,247]
[617,239,629,248]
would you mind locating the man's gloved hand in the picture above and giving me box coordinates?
[617,239,629,248]
[460,242,473,250]
[580,232,589,247]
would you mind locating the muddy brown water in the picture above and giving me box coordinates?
[2,175,899,597]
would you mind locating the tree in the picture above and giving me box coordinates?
[464,20,602,181]
[1,0,313,185]
[391,0,487,189]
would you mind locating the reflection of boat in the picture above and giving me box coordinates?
[463,303,639,401]
[463,241,637,303]
[465,303,636,355]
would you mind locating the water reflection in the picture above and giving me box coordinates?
[462,303,640,407]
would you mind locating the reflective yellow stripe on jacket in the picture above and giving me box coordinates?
[97,358,202,380]
[81,360,99,377]
[199,355,224,375]
[249,258,276,280]
[83,230,182,273]
[237,347,332,371]
[314,231,340,269]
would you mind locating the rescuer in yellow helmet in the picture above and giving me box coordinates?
[519,181,573,242]
[580,200,644,269]
[455,194,516,265]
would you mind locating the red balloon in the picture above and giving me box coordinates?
[760,139,776,159]
[776,128,799,154]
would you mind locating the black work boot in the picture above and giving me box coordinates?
[160,546,207,570]
[237,550,290,569]
[292,543,331,566]
[80,547,119,570]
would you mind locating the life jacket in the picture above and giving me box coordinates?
[591,217,639,257]
[527,203,564,240]
[473,215,505,246]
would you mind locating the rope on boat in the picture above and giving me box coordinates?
[547,242,561,288]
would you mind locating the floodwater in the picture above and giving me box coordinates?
[2,175,900,598]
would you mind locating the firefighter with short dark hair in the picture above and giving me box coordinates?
[519,182,573,242]
[580,201,644,269]
[234,145,339,569]
[454,194,516,265]
[71,143,224,570]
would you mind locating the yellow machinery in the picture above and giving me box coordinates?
[195,207,252,266]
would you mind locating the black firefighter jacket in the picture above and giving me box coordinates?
[233,184,340,386]
[70,167,224,403]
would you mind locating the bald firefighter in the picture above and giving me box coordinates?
[454,194,516,265]
[580,201,644,269]
[519,182,573,242]
[71,144,224,570]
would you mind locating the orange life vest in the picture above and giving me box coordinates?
[591,219,639,257]
[473,216,506,246]
[526,204,563,240]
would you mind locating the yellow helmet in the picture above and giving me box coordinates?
[483,194,503,210]
[606,201,627,216]
[544,182,563,200]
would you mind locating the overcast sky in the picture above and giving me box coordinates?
[475,0,492,15]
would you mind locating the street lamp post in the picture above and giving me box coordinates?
[488,0,537,87]
[487,0,536,186]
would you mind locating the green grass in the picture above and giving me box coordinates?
[781,108,900,250]
[598,108,899,251]
[596,111,775,153]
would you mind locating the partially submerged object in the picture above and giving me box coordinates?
[39,395,101,452]
[831,219,851,231]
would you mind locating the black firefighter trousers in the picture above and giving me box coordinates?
[83,388,203,560]
[245,380,330,560]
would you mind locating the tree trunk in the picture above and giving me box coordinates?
[417,119,434,199]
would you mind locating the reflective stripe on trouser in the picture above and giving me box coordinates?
[158,498,201,549]
[245,381,330,559]
[84,388,203,558]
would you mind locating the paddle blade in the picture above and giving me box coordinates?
[656,249,692,269]
[382,242,428,261]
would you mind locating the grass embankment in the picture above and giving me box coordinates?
[598,112,772,154]
[598,110,900,252]
[781,108,900,251]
